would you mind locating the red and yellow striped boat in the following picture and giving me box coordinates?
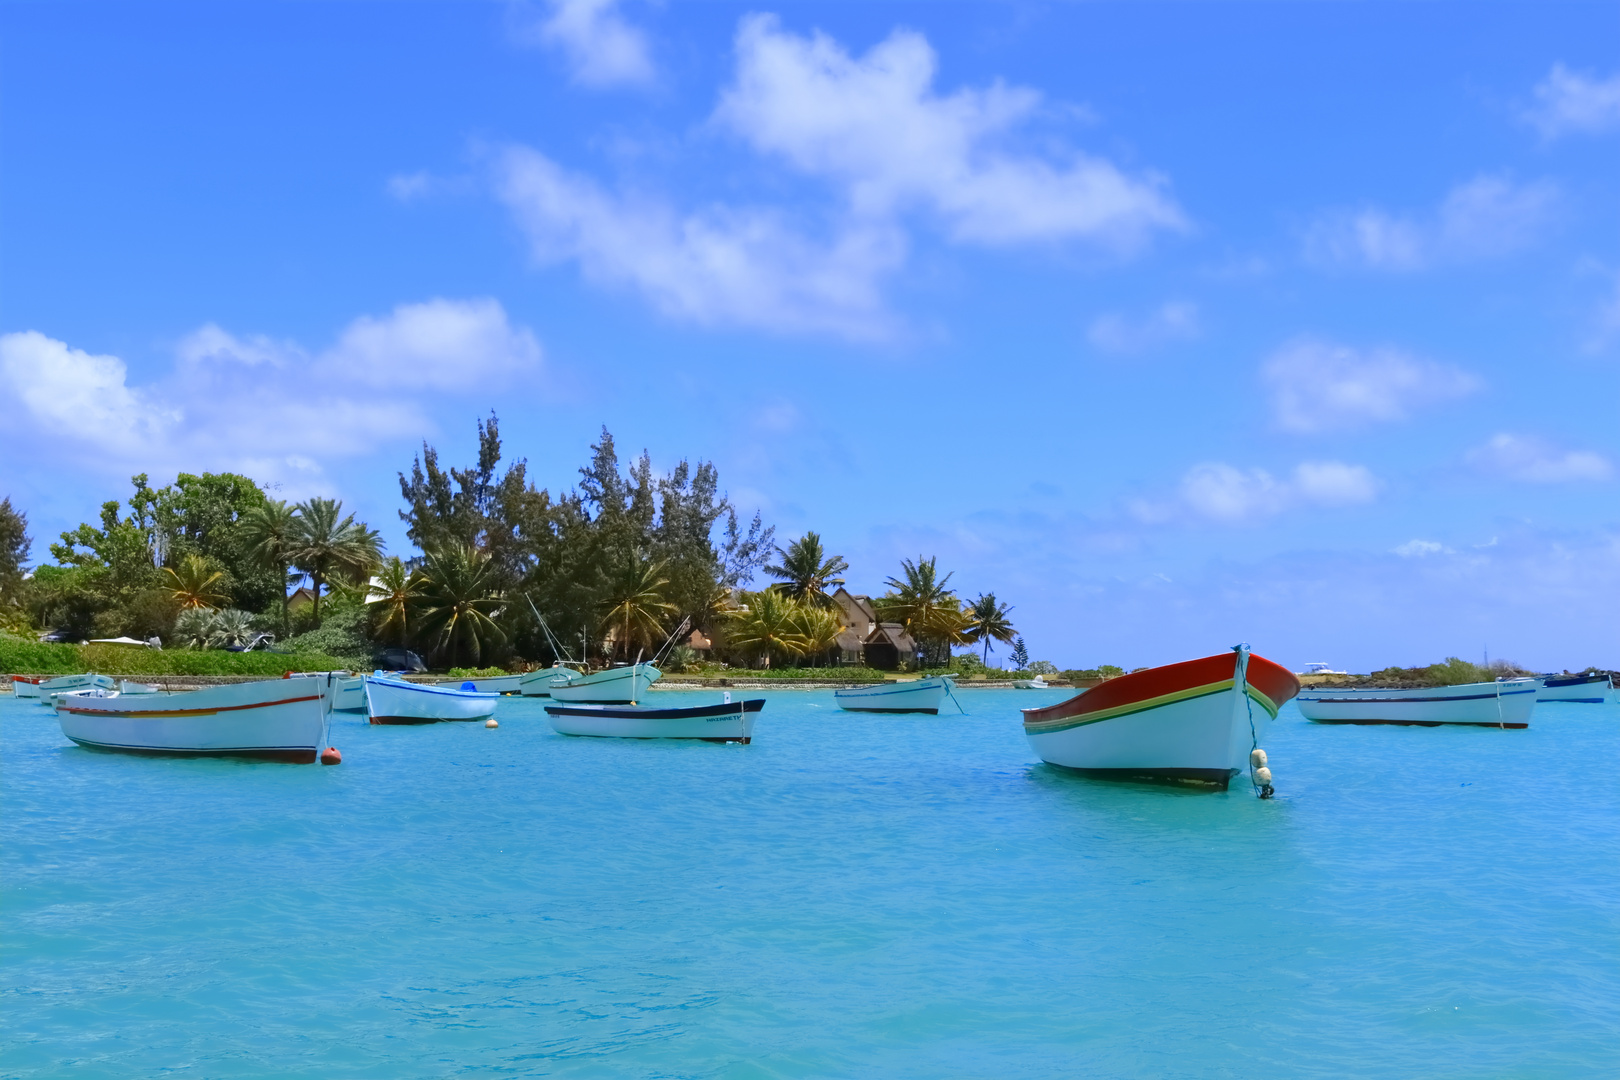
[1022,646,1299,788]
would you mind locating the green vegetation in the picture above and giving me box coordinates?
[1367,657,1533,687]
[0,634,351,677]
[764,531,848,606]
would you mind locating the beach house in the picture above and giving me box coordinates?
[829,588,917,670]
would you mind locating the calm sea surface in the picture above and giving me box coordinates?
[3,688,1617,1078]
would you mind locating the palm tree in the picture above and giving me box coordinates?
[367,556,423,647]
[725,589,809,668]
[239,499,299,633]
[789,601,843,666]
[288,497,382,626]
[206,608,257,649]
[162,553,229,610]
[764,531,849,607]
[962,592,1017,665]
[594,553,678,662]
[875,556,968,666]
[173,606,214,649]
[415,544,507,668]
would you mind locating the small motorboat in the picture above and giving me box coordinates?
[10,675,46,698]
[54,676,335,762]
[36,673,116,705]
[431,673,523,694]
[1535,672,1613,704]
[363,674,499,724]
[1296,678,1538,727]
[834,675,957,714]
[1299,663,1347,675]
[1023,645,1299,789]
[544,698,763,742]
[547,663,661,705]
[518,665,584,697]
[1013,676,1049,689]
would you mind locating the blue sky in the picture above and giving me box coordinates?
[2,1,1617,672]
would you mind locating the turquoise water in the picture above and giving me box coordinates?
[3,689,1617,1078]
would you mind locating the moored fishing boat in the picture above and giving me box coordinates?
[834,675,957,714]
[363,675,498,724]
[40,673,117,706]
[431,673,523,694]
[1022,645,1298,789]
[1296,678,1538,727]
[54,677,334,762]
[1013,676,1049,689]
[11,676,46,698]
[544,698,763,742]
[332,675,366,711]
[546,663,660,704]
[1535,672,1613,704]
[518,665,584,697]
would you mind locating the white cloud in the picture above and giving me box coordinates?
[522,0,654,88]
[1133,459,1379,525]
[1394,539,1451,558]
[1263,338,1480,434]
[0,299,541,487]
[1087,302,1199,354]
[1466,433,1614,484]
[1525,63,1620,138]
[1304,174,1557,271]
[493,145,904,338]
[713,15,1185,249]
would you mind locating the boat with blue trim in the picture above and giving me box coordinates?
[1297,677,1538,727]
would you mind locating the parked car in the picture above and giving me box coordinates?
[379,647,427,673]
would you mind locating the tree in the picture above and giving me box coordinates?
[725,589,810,668]
[1010,637,1030,671]
[239,499,300,633]
[962,592,1017,665]
[414,544,508,667]
[162,554,229,610]
[367,556,424,647]
[595,552,678,662]
[288,498,382,626]
[789,600,843,665]
[173,607,215,649]
[764,531,849,606]
[206,609,258,649]
[0,496,30,616]
[876,556,969,666]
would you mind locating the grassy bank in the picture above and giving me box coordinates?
[1,636,354,677]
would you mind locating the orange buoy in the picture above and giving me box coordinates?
[320,746,342,765]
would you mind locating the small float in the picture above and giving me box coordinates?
[54,676,335,762]
[544,698,762,742]
[834,675,958,714]
[1022,645,1298,789]
[1535,672,1613,704]
[363,674,499,725]
[1296,677,1538,727]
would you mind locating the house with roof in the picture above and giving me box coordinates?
[829,587,917,670]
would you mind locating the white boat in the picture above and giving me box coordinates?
[1299,663,1346,675]
[332,675,366,711]
[54,677,334,762]
[1022,646,1300,789]
[118,679,161,694]
[546,664,661,705]
[1296,678,1538,727]
[544,698,762,742]
[363,675,498,724]
[40,673,117,705]
[1013,676,1049,689]
[518,665,584,697]
[10,676,45,698]
[834,675,956,714]
[1536,673,1613,703]
[432,673,523,694]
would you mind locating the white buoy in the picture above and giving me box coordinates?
[1250,748,1268,769]
[485,718,499,729]
[1254,766,1272,785]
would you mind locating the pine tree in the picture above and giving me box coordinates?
[1010,636,1030,671]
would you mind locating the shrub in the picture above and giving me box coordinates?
[0,634,352,677]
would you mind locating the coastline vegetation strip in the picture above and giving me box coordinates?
[1,637,352,678]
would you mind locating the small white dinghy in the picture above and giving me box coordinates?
[55,676,335,762]
[1296,678,1538,727]
[1013,676,1049,689]
[518,665,584,697]
[37,673,116,705]
[544,698,762,742]
[834,675,958,714]
[331,675,366,711]
[363,675,498,725]
[10,676,46,698]
[547,664,661,705]
[1535,673,1613,704]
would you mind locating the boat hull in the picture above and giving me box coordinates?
[432,674,523,694]
[1536,674,1613,704]
[834,677,951,714]
[546,665,661,705]
[1022,650,1299,788]
[1297,679,1537,727]
[364,677,498,724]
[39,674,116,705]
[11,676,44,699]
[55,679,331,762]
[518,666,584,697]
[332,676,366,711]
[544,699,761,741]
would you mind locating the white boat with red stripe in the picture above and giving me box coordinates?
[54,675,335,762]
